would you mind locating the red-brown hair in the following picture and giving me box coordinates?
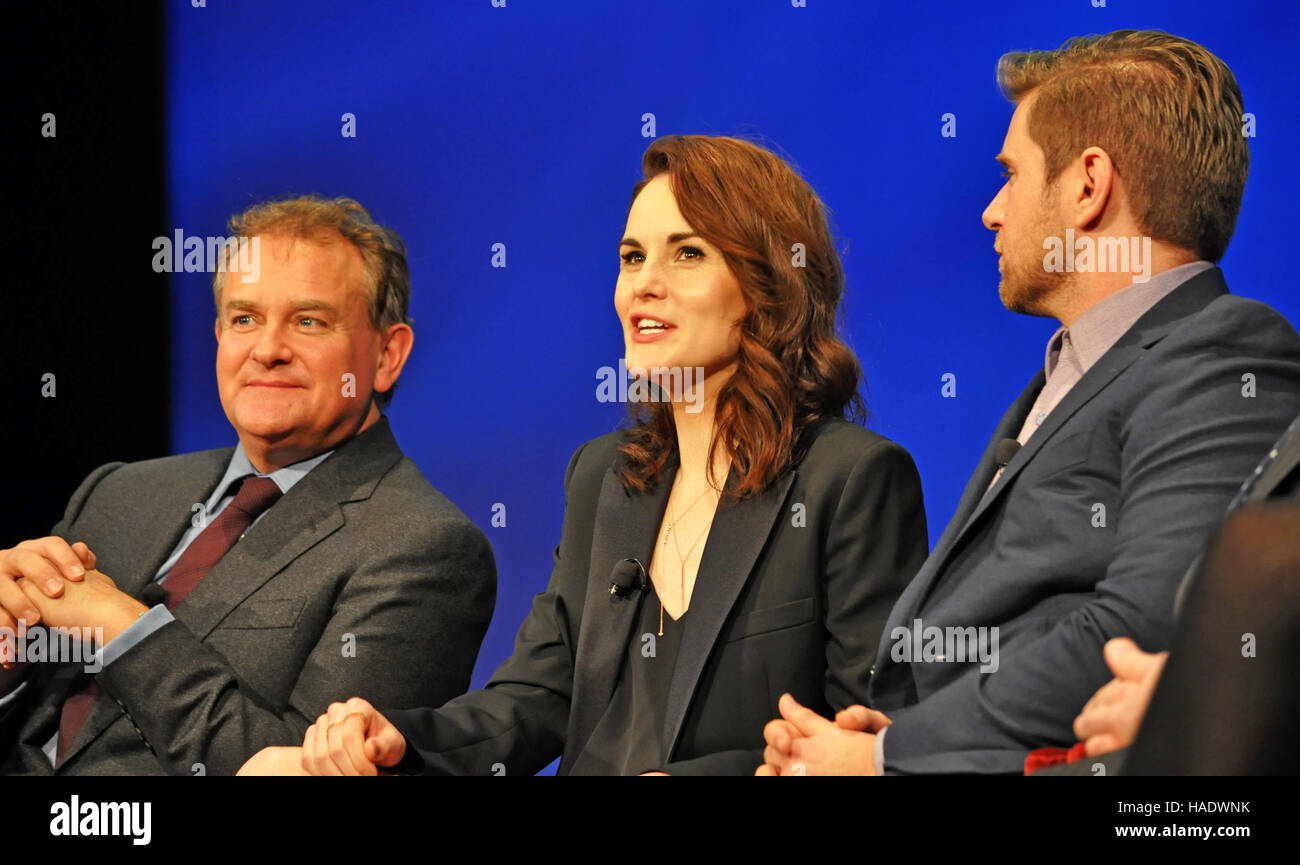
[617,135,865,500]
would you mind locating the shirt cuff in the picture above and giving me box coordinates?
[874,726,887,776]
[100,604,174,668]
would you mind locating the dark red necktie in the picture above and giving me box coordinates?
[56,475,283,764]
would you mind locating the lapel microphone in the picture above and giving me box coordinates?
[995,438,1022,469]
[609,557,648,597]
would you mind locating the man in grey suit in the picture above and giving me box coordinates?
[0,195,495,775]
[758,30,1300,774]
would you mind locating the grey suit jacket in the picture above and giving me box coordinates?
[869,267,1300,774]
[0,416,496,775]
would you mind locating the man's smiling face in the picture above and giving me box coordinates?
[215,232,387,470]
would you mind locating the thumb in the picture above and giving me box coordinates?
[779,693,832,737]
[362,713,407,768]
[72,542,97,570]
[836,705,891,733]
[1103,638,1154,682]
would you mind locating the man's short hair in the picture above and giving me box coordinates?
[997,29,1249,262]
[213,194,412,408]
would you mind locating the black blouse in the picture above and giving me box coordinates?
[568,581,687,775]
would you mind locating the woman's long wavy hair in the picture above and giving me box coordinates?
[617,135,866,500]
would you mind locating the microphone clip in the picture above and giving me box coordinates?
[608,557,648,598]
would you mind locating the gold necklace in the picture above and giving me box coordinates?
[657,488,717,635]
[661,485,713,547]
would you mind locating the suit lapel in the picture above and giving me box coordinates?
[562,462,671,773]
[966,270,1227,535]
[661,467,796,763]
[121,450,234,602]
[174,417,403,641]
[958,341,1144,536]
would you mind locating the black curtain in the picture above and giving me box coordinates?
[1,1,169,547]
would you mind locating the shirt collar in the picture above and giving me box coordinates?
[206,444,335,509]
[1044,260,1215,379]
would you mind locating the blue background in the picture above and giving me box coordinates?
[164,0,1300,770]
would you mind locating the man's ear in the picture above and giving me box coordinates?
[373,323,414,396]
[1066,145,1116,231]
[214,318,222,342]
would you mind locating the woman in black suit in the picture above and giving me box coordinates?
[240,134,929,775]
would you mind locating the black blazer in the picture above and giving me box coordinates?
[384,417,929,775]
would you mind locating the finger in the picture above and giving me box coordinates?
[17,578,57,618]
[1074,697,1137,746]
[762,718,798,753]
[303,721,340,776]
[778,693,832,737]
[71,542,97,570]
[1083,733,1122,757]
[327,697,372,727]
[311,725,344,776]
[1074,698,1112,741]
[14,577,49,624]
[325,716,371,776]
[360,709,406,768]
[342,713,382,775]
[21,537,87,585]
[8,549,68,598]
[835,706,871,731]
[300,722,322,775]
[1103,638,1157,682]
[324,699,384,768]
[1085,677,1130,713]
[0,578,41,627]
[754,763,778,776]
[836,705,891,733]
